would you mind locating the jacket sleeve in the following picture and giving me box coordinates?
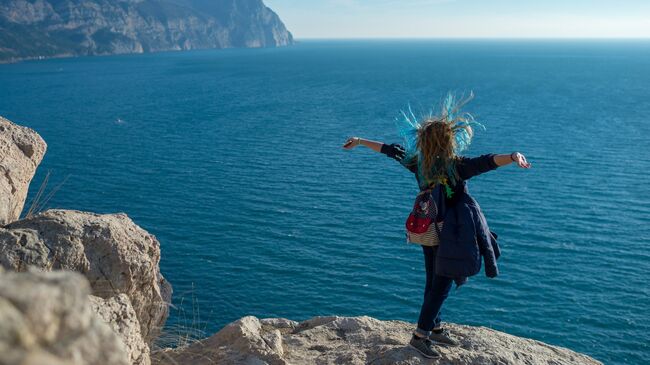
[380,143,418,174]
[456,154,499,181]
[490,231,501,260]
[480,236,499,278]
[473,205,499,278]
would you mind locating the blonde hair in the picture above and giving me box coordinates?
[417,119,457,185]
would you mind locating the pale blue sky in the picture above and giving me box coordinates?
[265,0,650,38]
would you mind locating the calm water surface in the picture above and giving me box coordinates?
[1,40,649,364]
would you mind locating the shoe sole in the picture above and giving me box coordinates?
[408,343,441,359]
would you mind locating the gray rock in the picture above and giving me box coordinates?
[0,269,129,365]
[90,294,151,365]
[0,116,46,225]
[151,315,603,365]
[0,209,172,343]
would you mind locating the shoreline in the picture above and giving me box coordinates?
[0,43,295,65]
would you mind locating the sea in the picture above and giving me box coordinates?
[1,40,648,364]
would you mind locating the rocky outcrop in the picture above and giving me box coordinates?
[90,294,151,365]
[0,0,294,63]
[0,209,172,343]
[152,316,603,365]
[0,116,46,225]
[0,269,130,365]
[0,116,169,364]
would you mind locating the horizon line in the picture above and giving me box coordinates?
[292,36,650,41]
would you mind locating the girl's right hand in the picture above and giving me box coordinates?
[343,137,361,149]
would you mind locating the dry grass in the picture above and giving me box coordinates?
[154,283,211,351]
[24,170,70,218]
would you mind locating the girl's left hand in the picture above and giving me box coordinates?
[511,152,532,168]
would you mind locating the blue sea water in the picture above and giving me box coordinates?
[1,40,649,364]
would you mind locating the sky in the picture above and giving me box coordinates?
[264,0,650,39]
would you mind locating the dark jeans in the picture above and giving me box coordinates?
[416,245,453,335]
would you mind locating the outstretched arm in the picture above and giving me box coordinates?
[343,137,415,173]
[342,137,384,153]
[493,152,531,169]
[457,152,531,180]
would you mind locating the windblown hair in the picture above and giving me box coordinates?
[417,119,458,185]
[415,94,476,186]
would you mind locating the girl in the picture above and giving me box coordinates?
[342,95,531,359]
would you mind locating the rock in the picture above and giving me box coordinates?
[90,294,151,365]
[151,316,602,365]
[0,269,129,365]
[0,209,172,343]
[0,116,46,225]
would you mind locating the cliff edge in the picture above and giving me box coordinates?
[151,315,602,365]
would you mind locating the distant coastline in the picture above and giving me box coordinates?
[4,38,649,64]
[0,42,295,65]
[0,0,293,64]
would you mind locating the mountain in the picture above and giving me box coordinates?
[0,0,294,62]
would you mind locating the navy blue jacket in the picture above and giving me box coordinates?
[380,144,501,283]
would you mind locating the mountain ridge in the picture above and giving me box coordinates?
[0,0,294,62]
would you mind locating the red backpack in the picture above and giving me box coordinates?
[405,187,444,246]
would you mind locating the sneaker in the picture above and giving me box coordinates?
[429,328,459,347]
[409,335,441,359]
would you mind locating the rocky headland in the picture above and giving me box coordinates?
[0,0,294,63]
[0,115,602,364]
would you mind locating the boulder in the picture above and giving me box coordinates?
[0,209,172,343]
[0,269,129,365]
[90,294,151,365]
[151,316,602,365]
[0,116,47,225]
